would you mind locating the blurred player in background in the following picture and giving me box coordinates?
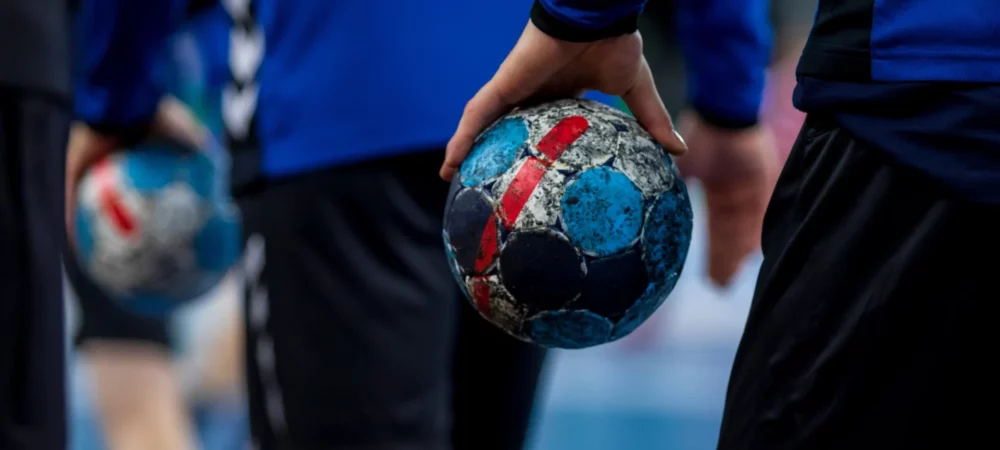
[69,2,245,449]
[453,0,1000,448]
[71,1,773,450]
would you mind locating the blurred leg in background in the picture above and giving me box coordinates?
[66,246,196,450]
[68,256,247,450]
[175,275,248,450]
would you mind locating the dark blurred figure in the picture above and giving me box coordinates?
[0,0,72,449]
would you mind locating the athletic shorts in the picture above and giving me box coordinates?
[66,247,172,350]
[237,151,546,450]
[0,88,69,450]
[718,115,1000,449]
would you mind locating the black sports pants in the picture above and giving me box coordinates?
[718,115,999,449]
[0,89,69,450]
[237,151,547,450]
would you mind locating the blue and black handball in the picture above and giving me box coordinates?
[73,138,242,317]
[443,99,694,349]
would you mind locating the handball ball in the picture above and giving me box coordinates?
[73,138,242,317]
[443,99,694,349]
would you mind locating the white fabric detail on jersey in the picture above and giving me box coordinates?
[223,0,262,146]
[242,233,288,443]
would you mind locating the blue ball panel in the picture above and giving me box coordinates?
[664,153,676,170]
[612,180,693,340]
[561,167,643,257]
[444,188,498,275]
[573,248,648,320]
[460,118,528,187]
[193,206,242,271]
[74,208,96,260]
[528,309,613,349]
[122,146,182,193]
[499,230,584,311]
[185,152,216,199]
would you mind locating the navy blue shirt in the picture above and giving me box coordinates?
[795,79,1000,204]
[793,0,1000,203]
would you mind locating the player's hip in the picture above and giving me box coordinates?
[719,115,1000,448]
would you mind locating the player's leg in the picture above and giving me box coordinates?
[66,251,197,450]
[236,151,459,450]
[718,115,999,449]
[0,88,69,449]
[451,304,547,450]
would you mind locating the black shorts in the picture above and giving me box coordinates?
[66,245,172,350]
[237,151,546,450]
[0,88,69,450]
[718,116,999,449]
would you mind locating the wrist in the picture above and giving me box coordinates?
[83,122,154,148]
[530,0,639,43]
[692,108,759,131]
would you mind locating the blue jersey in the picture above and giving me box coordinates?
[793,1,1000,203]
[74,0,770,184]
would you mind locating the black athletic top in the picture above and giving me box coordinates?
[0,0,72,99]
[0,3,72,450]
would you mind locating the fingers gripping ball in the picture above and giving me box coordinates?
[443,99,694,349]
[73,138,242,317]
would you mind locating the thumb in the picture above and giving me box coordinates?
[442,84,508,181]
[441,21,582,181]
[620,57,687,155]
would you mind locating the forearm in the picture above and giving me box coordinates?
[676,0,773,128]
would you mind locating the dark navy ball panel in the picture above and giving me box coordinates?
[442,231,472,301]
[444,187,500,275]
[612,281,673,341]
[122,147,182,193]
[499,230,585,311]
[460,117,529,187]
[443,178,464,223]
[527,309,613,349]
[573,248,649,320]
[613,180,694,341]
[641,179,694,288]
[561,167,644,257]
